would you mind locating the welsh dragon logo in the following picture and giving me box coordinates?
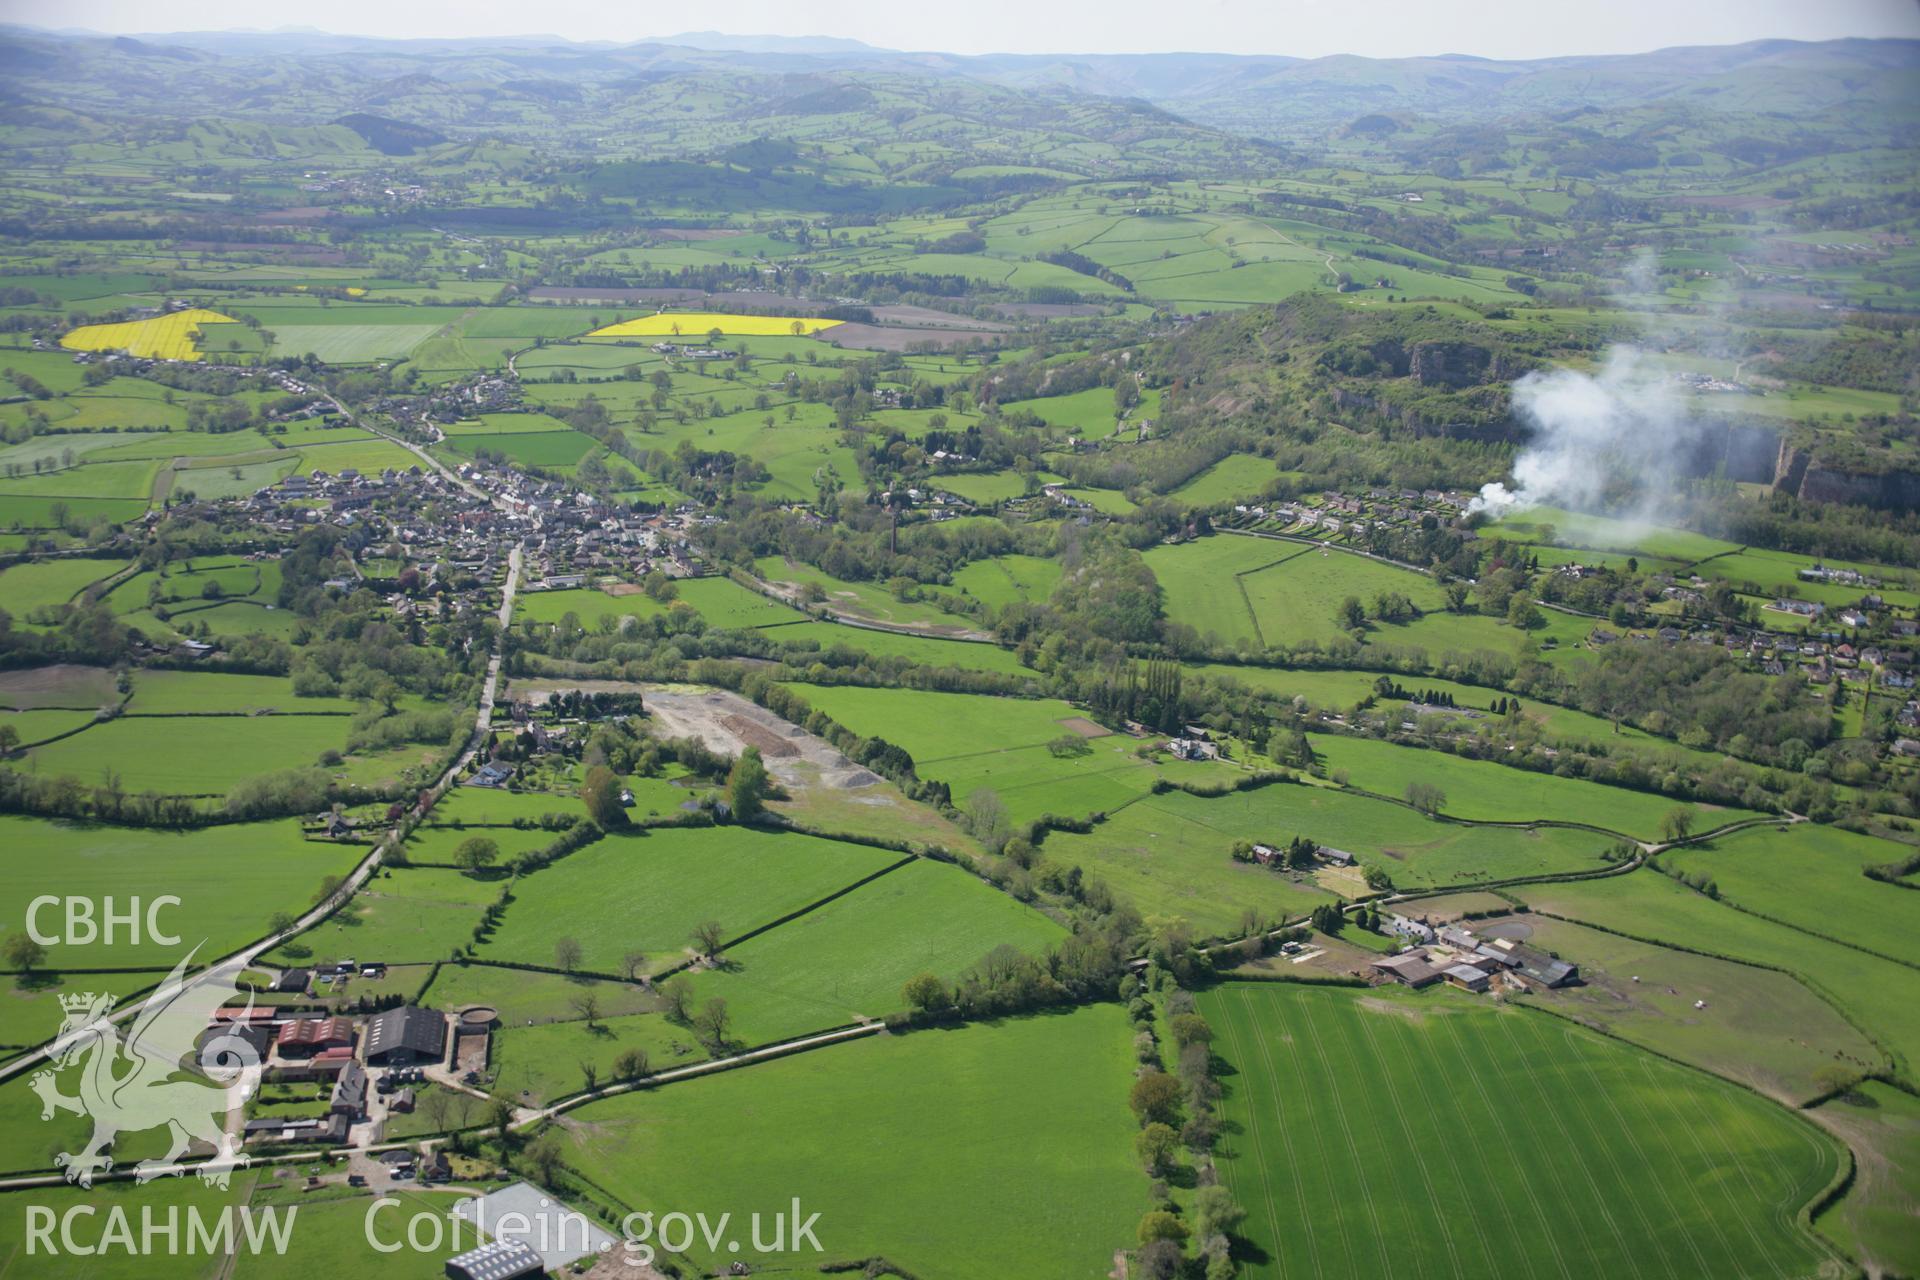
[30,947,263,1189]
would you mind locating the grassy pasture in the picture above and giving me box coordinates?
[1810,1082,1920,1277]
[754,557,980,632]
[558,1005,1139,1279]
[23,713,354,795]
[948,553,1062,610]
[1520,872,1920,1082]
[1514,914,1884,1104]
[476,826,899,976]
[685,858,1066,1044]
[1310,733,1766,837]
[0,815,359,968]
[1043,784,1606,935]
[1169,453,1286,506]
[273,864,500,968]
[443,427,599,468]
[126,669,365,714]
[0,557,130,615]
[1143,536,1307,647]
[1661,823,1918,965]
[1698,547,1919,610]
[1239,545,1448,647]
[516,576,804,631]
[779,683,1202,824]
[1206,982,1842,1280]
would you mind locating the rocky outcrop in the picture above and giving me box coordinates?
[1408,341,1512,388]
[1772,438,1920,508]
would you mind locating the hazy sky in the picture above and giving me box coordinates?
[8,0,1919,58]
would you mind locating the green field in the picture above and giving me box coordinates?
[476,826,900,975]
[1513,914,1885,1104]
[782,683,1233,825]
[684,857,1066,1043]
[0,816,361,968]
[1810,1082,1920,1277]
[1661,823,1917,965]
[1206,981,1843,1280]
[1310,733,1766,838]
[1520,871,1920,1082]
[557,1005,1139,1278]
[516,576,805,631]
[1042,783,1609,935]
[271,863,503,967]
[948,553,1063,611]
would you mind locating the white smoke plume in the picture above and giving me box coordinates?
[1469,345,1693,520]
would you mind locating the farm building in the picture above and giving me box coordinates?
[330,1060,368,1118]
[1443,964,1492,993]
[1371,954,1442,988]
[272,968,311,994]
[452,1181,617,1270]
[276,1016,355,1058]
[1510,946,1579,988]
[445,1240,545,1280]
[365,1005,448,1066]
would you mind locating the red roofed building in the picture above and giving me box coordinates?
[276,1016,355,1058]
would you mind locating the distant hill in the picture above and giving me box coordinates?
[333,112,445,155]
[652,31,880,55]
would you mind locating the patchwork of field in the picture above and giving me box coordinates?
[475,826,903,975]
[1660,823,1917,964]
[1043,783,1609,936]
[684,857,1067,1043]
[59,308,236,361]
[781,683,1236,825]
[558,1005,1139,1278]
[1206,982,1843,1280]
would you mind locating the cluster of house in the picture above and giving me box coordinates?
[215,981,453,1148]
[1230,487,1470,538]
[1370,918,1578,994]
[424,374,520,423]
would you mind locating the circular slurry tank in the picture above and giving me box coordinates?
[459,1005,499,1029]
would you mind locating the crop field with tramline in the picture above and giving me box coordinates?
[1205,982,1842,1280]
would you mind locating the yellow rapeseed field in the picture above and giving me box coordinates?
[60,308,239,362]
[587,312,842,339]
